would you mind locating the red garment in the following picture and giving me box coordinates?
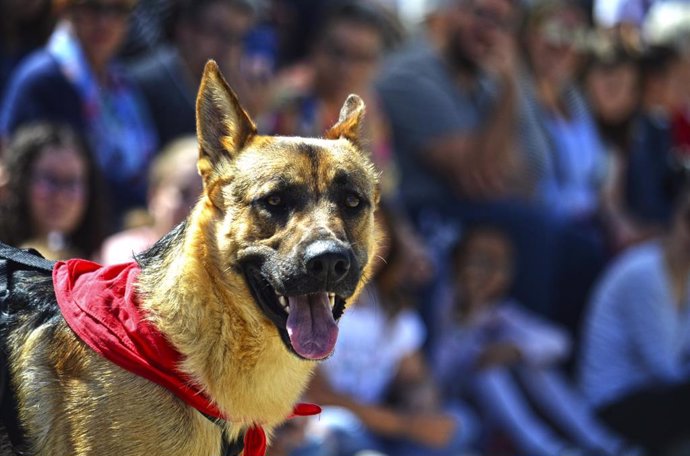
[672,110,690,158]
[53,259,319,456]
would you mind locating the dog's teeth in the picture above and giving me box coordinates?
[278,296,288,309]
[328,293,335,308]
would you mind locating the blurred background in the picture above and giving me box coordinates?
[2,0,690,455]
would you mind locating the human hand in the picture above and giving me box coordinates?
[480,28,519,82]
[453,147,521,200]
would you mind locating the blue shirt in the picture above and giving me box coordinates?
[579,241,690,407]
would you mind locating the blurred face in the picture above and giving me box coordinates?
[526,7,586,83]
[313,20,384,100]
[68,0,133,70]
[586,61,639,124]
[456,231,513,306]
[445,0,515,70]
[29,146,88,238]
[178,1,254,79]
[149,166,203,233]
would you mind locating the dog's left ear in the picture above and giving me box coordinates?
[325,94,366,145]
[196,60,257,181]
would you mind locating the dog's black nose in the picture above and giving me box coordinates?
[305,240,351,285]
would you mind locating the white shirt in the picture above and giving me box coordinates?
[321,286,426,405]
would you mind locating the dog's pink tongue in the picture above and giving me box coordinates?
[286,293,338,360]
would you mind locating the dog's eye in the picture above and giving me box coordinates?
[345,194,361,209]
[266,194,282,207]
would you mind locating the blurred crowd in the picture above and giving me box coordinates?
[1,0,690,455]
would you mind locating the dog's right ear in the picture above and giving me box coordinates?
[196,60,257,182]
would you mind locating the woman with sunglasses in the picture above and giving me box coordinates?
[579,174,690,455]
[0,0,158,226]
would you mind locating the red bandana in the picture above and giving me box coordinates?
[52,259,320,456]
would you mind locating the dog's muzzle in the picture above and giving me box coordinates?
[242,240,359,360]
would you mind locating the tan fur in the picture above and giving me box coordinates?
[2,60,379,456]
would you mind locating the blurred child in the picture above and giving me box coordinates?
[0,122,105,260]
[434,226,639,456]
[99,136,201,264]
[305,205,479,456]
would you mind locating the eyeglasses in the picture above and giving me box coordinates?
[31,172,86,198]
[462,255,512,275]
[322,40,380,65]
[72,1,133,19]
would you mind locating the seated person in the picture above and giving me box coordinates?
[1,0,158,222]
[304,205,479,456]
[579,178,690,455]
[100,136,201,264]
[0,122,105,260]
[434,225,637,456]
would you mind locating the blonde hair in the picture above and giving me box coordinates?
[149,136,199,191]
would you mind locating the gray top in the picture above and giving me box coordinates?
[375,40,497,207]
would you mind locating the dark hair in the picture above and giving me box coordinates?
[165,0,255,40]
[638,44,680,85]
[0,123,106,257]
[315,0,405,52]
[0,0,53,50]
[668,162,690,213]
[371,202,421,319]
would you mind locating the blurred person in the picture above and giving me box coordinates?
[376,0,569,332]
[583,35,651,250]
[626,45,685,227]
[579,178,690,456]
[0,0,53,99]
[0,0,158,224]
[128,0,257,147]
[433,226,637,456]
[519,0,606,223]
[267,0,402,196]
[99,136,201,264]
[517,0,621,341]
[118,0,173,58]
[0,123,105,260]
[306,204,480,456]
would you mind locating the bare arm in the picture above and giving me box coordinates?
[423,30,523,199]
[308,367,457,448]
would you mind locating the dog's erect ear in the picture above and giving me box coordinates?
[196,60,257,179]
[325,94,365,144]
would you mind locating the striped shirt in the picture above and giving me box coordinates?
[578,241,690,407]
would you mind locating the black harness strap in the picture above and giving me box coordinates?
[0,242,55,314]
[0,242,55,454]
[201,413,244,456]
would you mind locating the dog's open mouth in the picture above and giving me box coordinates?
[244,267,346,360]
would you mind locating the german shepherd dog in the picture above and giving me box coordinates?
[0,61,379,455]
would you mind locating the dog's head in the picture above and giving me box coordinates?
[195,61,379,361]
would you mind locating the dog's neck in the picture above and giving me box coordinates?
[137,210,314,429]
